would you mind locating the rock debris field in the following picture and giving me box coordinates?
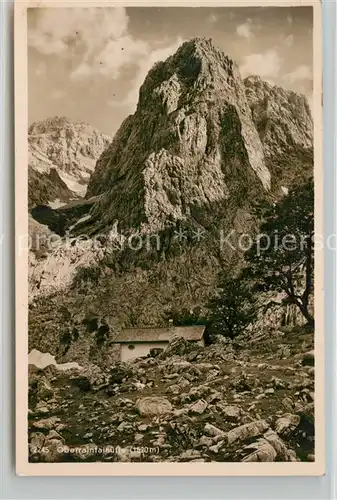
[29,328,315,463]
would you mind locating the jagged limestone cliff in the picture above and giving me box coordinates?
[244,75,313,190]
[84,38,271,235]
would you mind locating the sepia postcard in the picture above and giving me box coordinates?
[15,0,324,476]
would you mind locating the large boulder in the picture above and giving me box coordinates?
[241,439,277,462]
[188,399,208,415]
[135,396,173,416]
[227,420,269,445]
[275,413,301,437]
[71,364,109,391]
[161,336,198,359]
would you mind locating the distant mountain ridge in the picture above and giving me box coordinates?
[28,116,111,208]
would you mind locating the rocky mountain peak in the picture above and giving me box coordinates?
[85,38,275,234]
[165,36,239,77]
[137,36,243,114]
[179,36,240,75]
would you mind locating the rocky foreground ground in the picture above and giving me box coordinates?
[28,327,314,463]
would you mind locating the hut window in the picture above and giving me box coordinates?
[128,344,135,350]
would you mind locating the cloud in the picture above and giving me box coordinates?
[29,7,183,90]
[29,7,128,56]
[69,63,92,80]
[35,61,47,76]
[236,19,253,39]
[285,65,312,83]
[240,49,283,79]
[69,34,149,81]
[206,13,218,24]
[91,36,149,79]
[284,34,294,47]
[29,7,145,81]
[51,89,65,100]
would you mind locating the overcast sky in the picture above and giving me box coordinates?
[28,6,313,137]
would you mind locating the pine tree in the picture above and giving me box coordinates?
[207,274,258,338]
[244,178,314,327]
